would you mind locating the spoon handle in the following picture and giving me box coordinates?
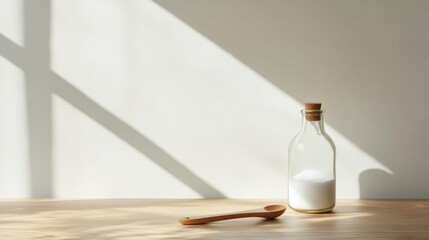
[179,208,267,225]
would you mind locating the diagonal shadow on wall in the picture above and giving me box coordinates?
[0,0,225,198]
[154,0,429,198]
[51,75,226,198]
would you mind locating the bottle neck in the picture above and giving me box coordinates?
[300,110,325,134]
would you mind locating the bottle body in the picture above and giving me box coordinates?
[288,108,336,213]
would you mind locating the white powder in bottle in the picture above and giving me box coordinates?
[288,169,335,210]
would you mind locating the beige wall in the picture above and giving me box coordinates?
[0,0,428,198]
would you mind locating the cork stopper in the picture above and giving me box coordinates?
[304,103,322,121]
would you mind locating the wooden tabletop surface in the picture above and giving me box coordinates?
[0,199,428,239]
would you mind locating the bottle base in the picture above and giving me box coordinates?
[288,204,335,214]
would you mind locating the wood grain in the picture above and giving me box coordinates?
[0,199,428,239]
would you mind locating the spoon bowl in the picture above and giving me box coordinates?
[264,204,287,212]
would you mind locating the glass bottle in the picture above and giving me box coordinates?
[288,103,336,213]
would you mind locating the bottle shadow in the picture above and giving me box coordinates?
[359,169,397,199]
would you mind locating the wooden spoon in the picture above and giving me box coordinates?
[179,204,286,225]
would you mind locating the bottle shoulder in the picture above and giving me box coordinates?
[289,131,335,151]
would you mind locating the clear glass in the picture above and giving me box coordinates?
[288,109,336,213]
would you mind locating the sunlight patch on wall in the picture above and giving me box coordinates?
[0,56,29,197]
[0,0,24,47]
[52,94,199,198]
[50,0,392,198]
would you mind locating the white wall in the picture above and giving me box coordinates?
[0,0,428,198]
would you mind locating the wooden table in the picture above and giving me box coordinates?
[0,199,428,239]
